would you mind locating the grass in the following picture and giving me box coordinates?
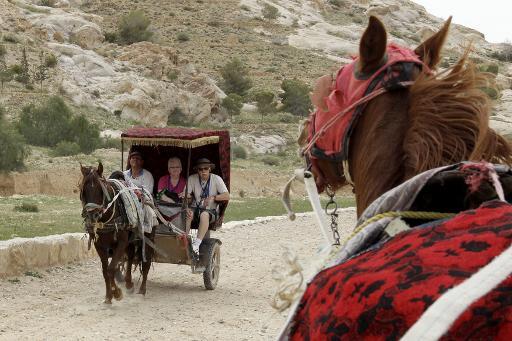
[0,195,83,240]
[0,195,355,240]
[223,196,355,222]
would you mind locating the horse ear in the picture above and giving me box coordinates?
[97,162,103,177]
[358,16,387,74]
[80,162,87,176]
[415,16,452,69]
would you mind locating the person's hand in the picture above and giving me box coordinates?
[203,196,215,206]
[178,191,185,198]
[186,209,193,220]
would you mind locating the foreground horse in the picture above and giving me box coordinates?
[80,163,155,303]
[286,16,512,339]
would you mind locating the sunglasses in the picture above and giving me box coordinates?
[168,166,181,169]
[198,167,210,171]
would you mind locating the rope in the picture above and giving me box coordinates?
[346,211,456,244]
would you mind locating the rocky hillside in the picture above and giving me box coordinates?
[1,0,511,133]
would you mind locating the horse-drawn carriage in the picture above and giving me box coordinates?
[80,127,230,303]
[120,127,230,290]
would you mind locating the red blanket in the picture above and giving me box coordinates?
[290,200,512,340]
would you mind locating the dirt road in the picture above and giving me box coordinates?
[0,211,356,340]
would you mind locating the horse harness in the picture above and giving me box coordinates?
[80,170,130,241]
[302,44,430,188]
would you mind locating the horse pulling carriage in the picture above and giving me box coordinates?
[80,127,229,303]
[279,16,512,340]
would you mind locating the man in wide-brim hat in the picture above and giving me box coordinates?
[186,158,229,255]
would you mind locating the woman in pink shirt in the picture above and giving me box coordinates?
[157,157,186,201]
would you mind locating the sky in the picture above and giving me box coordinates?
[411,0,512,43]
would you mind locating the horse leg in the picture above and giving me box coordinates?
[108,232,129,301]
[94,242,112,304]
[125,241,135,293]
[138,232,154,295]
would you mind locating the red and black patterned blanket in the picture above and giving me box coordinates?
[289,200,512,340]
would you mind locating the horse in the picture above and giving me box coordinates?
[284,16,512,340]
[79,163,155,303]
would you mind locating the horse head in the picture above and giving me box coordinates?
[302,16,512,216]
[80,162,107,224]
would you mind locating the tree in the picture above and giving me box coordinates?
[220,58,253,97]
[254,90,277,122]
[0,106,27,171]
[118,10,153,45]
[222,93,244,120]
[16,47,30,85]
[33,51,49,92]
[69,115,100,154]
[279,79,312,117]
[18,96,73,146]
[0,58,13,92]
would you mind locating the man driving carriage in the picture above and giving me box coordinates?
[186,158,230,255]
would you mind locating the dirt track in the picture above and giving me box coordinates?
[0,211,356,340]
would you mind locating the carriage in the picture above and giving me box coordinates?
[120,127,230,290]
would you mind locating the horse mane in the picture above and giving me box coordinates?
[403,53,512,178]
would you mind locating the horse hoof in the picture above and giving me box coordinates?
[126,285,135,294]
[113,288,123,301]
[137,289,146,296]
[126,282,134,290]
[103,298,112,305]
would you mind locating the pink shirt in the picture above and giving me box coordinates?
[157,175,186,194]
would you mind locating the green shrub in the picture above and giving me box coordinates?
[176,32,190,42]
[254,90,277,120]
[3,34,19,43]
[280,79,312,117]
[40,0,55,6]
[220,58,253,97]
[485,63,499,75]
[276,112,297,123]
[18,96,72,146]
[167,107,191,126]
[104,31,118,43]
[240,4,250,11]
[231,145,247,159]
[101,137,122,150]
[44,53,57,67]
[261,155,279,166]
[166,69,179,81]
[118,10,153,45]
[53,141,81,156]
[14,202,39,212]
[481,87,499,100]
[222,93,244,119]
[69,115,101,154]
[0,108,28,171]
[262,4,279,20]
[0,44,6,57]
[10,64,21,74]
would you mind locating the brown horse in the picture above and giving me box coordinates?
[304,16,512,217]
[285,16,512,340]
[80,163,155,303]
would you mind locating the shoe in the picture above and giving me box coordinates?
[192,242,200,255]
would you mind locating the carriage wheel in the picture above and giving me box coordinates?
[203,241,220,290]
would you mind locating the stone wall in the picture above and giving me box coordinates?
[0,233,96,277]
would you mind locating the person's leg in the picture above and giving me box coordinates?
[185,208,193,235]
[192,211,210,254]
[196,211,210,241]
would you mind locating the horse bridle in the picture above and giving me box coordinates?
[80,169,116,228]
[302,61,426,190]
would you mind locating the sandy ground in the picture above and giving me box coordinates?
[0,210,356,341]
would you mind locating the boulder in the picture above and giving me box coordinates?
[235,134,287,154]
[71,24,104,49]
